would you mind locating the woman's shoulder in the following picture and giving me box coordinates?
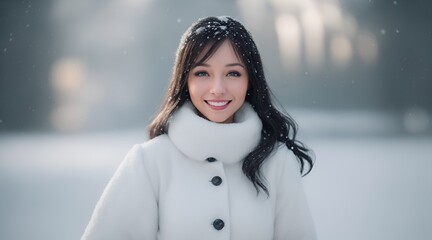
[139,134,174,149]
[116,134,177,188]
[265,143,301,175]
[270,143,297,162]
[134,134,177,157]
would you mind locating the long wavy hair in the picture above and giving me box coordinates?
[149,16,314,195]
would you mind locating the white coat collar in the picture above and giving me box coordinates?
[168,101,262,164]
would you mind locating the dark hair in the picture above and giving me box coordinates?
[149,16,314,195]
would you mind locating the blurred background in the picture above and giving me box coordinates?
[0,0,431,239]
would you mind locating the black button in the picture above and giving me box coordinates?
[213,219,225,230]
[211,176,222,186]
[206,157,216,162]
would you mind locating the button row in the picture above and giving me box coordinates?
[206,157,224,230]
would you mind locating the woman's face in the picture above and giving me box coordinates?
[187,40,249,123]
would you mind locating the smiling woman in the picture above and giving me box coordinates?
[81,16,316,240]
[187,40,249,123]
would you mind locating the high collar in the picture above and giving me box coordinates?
[168,101,262,164]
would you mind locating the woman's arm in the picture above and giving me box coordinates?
[81,144,158,240]
[274,146,317,240]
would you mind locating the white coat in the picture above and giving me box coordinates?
[81,102,316,240]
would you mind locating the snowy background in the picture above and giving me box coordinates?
[1,127,431,240]
[1,0,431,240]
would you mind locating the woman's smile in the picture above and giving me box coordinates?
[205,100,231,109]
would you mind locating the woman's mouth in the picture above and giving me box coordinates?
[205,100,231,109]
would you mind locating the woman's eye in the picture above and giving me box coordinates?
[227,71,241,77]
[194,71,208,77]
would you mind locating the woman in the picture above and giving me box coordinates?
[82,16,316,240]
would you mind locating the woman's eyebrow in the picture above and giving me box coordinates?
[193,63,245,68]
[194,63,210,68]
[226,63,244,68]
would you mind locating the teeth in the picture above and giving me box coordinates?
[207,101,229,107]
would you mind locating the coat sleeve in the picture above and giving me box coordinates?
[273,146,317,240]
[81,144,158,240]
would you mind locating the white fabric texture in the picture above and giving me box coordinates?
[81,102,316,240]
[168,102,262,164]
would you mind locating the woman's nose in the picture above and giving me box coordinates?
[210,77,226,95]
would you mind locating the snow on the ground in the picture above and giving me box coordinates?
[0,129,431,240]
[304,136,432,240]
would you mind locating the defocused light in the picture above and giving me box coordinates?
[403,108,430,134]
[356,31,379,64]
[50,57,88,131]
[330,34,353,67]
[301,7,324,69]
[263,0,379,72]
[320,2,342,31]
[275,14,301,71]
[236,0,267,32]
[51,58,85,94]
[271,0,317,11]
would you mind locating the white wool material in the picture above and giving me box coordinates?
[81,102,316,240]
[168,102,261,164]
